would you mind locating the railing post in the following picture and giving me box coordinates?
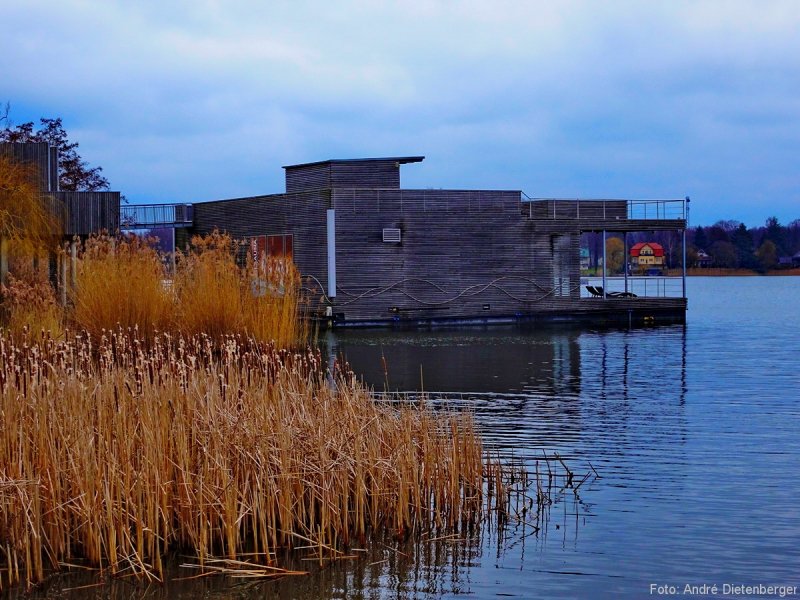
[682,196,689,299]
[682,228,687,299]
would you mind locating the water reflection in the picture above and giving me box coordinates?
[323,327,583,396]
[325,325,688,457]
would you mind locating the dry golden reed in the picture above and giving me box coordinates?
[0,330,483,589]
[26,230,305,346]
[0,155,62,255]
[0,267,63,342]
[70,235,174,340]
[174,231,306,346]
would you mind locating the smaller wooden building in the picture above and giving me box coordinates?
[0,142,121,236]
[0,142,121,286]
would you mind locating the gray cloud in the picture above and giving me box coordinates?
[2,0,799,225]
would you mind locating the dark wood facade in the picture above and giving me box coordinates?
[0,142,59,192]
[55,191,121,236]
[189,157,687,327]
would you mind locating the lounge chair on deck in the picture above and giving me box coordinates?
[586,285,638,298]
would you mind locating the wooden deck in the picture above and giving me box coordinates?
[330,297,687,328]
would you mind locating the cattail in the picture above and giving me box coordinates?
[0,330,507,590]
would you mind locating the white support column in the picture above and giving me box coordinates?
[326,209,336,299]
[602,230,607,299]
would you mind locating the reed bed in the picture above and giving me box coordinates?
[1,231,306,346]
[70,236,173,340]
[0,330,485,590]
[173,232,306,346]
[0,266,63,343]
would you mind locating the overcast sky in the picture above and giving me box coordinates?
[2,0,799,226]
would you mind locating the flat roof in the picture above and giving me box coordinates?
[282,156,425,169]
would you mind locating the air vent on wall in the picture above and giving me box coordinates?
[382,228,402,243]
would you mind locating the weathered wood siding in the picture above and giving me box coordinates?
[285,160,401,193]
[0,142,59,191]
[330,188,584,322]
[285,163,331,193]
[329,160,400,189]
[55,192,121,235]
[189,190,331,295]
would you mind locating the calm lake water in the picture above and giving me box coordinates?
[17,277,800,599]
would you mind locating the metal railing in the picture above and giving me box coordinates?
[580,276,684,298]
[523,197,686,221]
[120,203,194,229]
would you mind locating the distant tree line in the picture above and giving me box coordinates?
[687,218,800,271]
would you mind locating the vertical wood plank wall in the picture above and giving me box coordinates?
[0,142,58,191]
[330,188,578,321]
[55,192,121,235]
[2,143,120,236]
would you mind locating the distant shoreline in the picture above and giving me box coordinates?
[582,268,800,277]
[685,268,800,277]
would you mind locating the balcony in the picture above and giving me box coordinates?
[523,197,687,232]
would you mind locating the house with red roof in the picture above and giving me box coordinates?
[630,242,665,271]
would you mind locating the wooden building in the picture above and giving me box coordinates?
[188,156,688,327]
